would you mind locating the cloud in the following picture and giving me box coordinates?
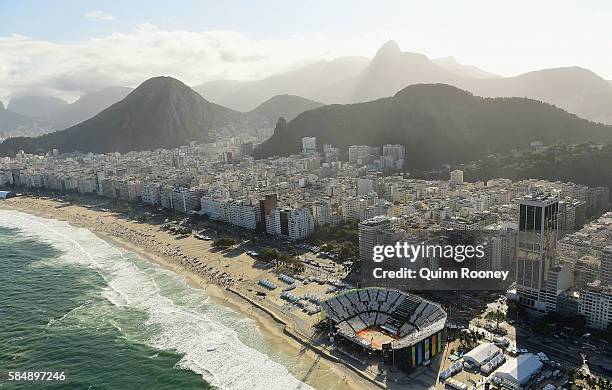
[84,11,115,22]
[0,25,382,102]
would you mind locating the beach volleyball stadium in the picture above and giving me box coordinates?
[320,288,447,368]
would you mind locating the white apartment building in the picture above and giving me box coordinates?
[160,186,174,209]
[382,144,405,169]
[266,207,315,241]
[578,282,612,330]
[76,177,97,194]
[0,171,13,186]
[22,173,43,188]
[545,264,573,313]
[342,196,364,222]
[311,201,332,226]
[141,181,161,205]
[358,215,400,263]
[301,137,317,154]
[201,196,258,230]
[171,187,200,214]
[348,145,377,166]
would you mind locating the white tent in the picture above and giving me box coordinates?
[494,353,543,386]
[463,342,501,367]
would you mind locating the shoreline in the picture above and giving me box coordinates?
[0,197,377,390]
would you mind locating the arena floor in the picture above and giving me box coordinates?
[356,327,398,350]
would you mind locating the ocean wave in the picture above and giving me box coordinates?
[0,210,313,390]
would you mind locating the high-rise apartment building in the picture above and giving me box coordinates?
[516,193,559,313]
[578,282,612,330]
[266,207,315,241]
[301,137,317,154]
[358,215,400,263]
[311,200,332,226]
[382,144,405,170]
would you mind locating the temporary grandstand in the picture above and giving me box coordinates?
[320,288,447,368]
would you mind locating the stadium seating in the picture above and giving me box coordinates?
[321,288,446,343]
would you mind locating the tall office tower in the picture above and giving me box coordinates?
[382,144,405,169]
[602,246,612,287]
[449,169,464,186]
[301,137,317,154]
[516,192,559,313]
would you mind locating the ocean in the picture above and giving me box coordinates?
[0,210,313,389]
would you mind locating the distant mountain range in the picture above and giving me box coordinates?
[250,95,323,123]
[253,84,612,169]
[0,86,134,139]
[194,57,369,111]
[431,56,500,79]
[8,96,68,118]
[43,86,134,130]
[0,77,269,156]
[463,67,612,125]
[2,41,611,157]
[196,40,612,124]
[0,101,52,139]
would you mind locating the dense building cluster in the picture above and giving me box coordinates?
[1,136,611,330]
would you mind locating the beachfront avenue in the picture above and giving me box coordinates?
[372,267,510,282]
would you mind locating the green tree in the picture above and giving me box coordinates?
[212,237,236,248]
[485,310,506,328]
[258,247,280,262]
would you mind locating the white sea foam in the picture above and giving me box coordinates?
[0,210,313,390]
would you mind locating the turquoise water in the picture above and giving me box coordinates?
[0,225,209,389]
[0,211,313,390]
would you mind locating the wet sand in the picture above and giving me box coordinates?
[1,196,377,390]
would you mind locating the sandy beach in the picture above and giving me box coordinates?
[0,196,379,390]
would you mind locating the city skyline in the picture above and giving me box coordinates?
[2,1,612,101]
[1,3,611,388]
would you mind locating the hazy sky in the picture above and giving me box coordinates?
[1,0,611,102]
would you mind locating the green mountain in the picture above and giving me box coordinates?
[250,94,323,123]
[0,77,268,156]
[253,84,612,169]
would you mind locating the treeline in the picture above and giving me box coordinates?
[462,142,612,190]
[415,142,612,191]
